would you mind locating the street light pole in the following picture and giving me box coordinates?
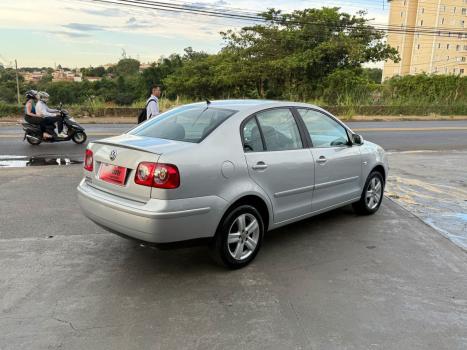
[15,59,20,106]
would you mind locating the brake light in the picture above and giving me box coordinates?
[84,149,93,171]
[134,162,180,189]
[135,162,156,187]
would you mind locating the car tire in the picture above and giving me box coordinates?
[353,171,385,215]
[210,205,264,269]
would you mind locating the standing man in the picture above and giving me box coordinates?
[146,85,161,120]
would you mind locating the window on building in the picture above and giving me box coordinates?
[422,8,425,14]
[441,18,445,25]
[417,44,420,50]
[447,44,450,49]
[462,8,466,15]
[457,45,461,51]
[462,20,465,27]
[461,69,465,75]
[438,43,441,49]
[420,20,424,26]
[401,11,404,17]
[462,57,466,62]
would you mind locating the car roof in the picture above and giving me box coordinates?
[186,99,320,112]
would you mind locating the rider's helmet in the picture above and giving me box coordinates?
[38,91,50,102]
[25,90,38,100]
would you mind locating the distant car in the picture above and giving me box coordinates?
[78,100,388,268]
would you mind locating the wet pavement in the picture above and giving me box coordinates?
[0,165,466,350]
[1,121,467,349]
[0,155,83,167]
[386,150,467,250]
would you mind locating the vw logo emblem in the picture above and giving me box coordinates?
[109,150,117,161]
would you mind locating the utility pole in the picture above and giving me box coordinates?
[15,59,20,106]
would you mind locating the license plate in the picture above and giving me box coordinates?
[99,163,127,186]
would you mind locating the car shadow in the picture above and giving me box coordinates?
[107,205,360,276]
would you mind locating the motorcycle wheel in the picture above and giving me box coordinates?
[26,135,42,145]
[72,131,87,144]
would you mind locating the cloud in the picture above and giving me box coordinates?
[125,16,154,29]
[47,30,91,38]
[79,7,125,17]
[62,23,108,32]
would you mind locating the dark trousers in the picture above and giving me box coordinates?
[43,116,64,133]
[25,115,63,135]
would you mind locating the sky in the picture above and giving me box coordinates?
[0,0,389,68]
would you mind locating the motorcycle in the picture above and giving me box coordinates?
[22,105,87,146]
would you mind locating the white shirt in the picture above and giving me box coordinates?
[146,95,159,120]
[36,101,59,117]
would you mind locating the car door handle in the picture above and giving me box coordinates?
[252,161,268,170]
[316,156,327,164]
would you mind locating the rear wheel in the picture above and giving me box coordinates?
[26,135,41,145]
[210,205,264,269]
[353,171,384,215]
[72,131,87,144]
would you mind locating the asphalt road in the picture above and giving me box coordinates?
[1,120,466,349]
[1,121,467,160]
[1,166,466,349]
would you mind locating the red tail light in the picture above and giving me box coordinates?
[84,149,93,171]
[134,162,180,189]
[134,162,156,187]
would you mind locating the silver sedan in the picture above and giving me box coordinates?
[78,100,388,268]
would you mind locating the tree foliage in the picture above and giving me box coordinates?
[1,6,465,111]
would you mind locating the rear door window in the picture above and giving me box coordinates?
[255,108,303,151]
[130,106,236,143]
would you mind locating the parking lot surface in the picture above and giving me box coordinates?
[1,166,466,350]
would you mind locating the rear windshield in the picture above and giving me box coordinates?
[129,105,236,143]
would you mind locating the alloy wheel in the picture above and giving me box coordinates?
[366,177,383,210]
[227,213,260,261]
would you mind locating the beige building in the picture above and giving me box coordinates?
[383,0,467,80]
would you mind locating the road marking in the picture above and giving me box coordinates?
[0,133,119,139]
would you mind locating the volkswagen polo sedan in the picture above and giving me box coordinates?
[78,100,388,268]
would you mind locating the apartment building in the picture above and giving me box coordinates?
[383,0,467,80]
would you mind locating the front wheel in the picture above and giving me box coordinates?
[72,131,87,144]
[353,171,384,215]
[209,205,264,269]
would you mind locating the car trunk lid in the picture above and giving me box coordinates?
[86,134,189,202]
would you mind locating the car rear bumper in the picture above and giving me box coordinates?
[77,179,226,243]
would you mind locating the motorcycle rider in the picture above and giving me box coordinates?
[36,91,67,138]
[24,90,53,139]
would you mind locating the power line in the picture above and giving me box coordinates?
[87,0,467,38]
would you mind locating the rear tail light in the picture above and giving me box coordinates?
[135,162,180,189]
[134,162,156,187]
[84,149,93,171]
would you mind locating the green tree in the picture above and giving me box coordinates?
[115,58,140,76]
[220,7,399,99]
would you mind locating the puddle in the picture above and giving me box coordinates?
[0,155,83,168]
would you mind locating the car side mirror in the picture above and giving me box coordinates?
[352,134,364,145]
